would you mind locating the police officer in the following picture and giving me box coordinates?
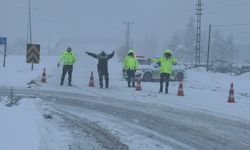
[85,51,115,88]
[57,47,76,86]
[123,50,138,87]
[152,49,176,93]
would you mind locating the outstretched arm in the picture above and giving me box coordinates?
[150,57,160,63]
[108,51,115,59]
[85,51,98,59]
[172,57,177,65]
[135,58,139,70]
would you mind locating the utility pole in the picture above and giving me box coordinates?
[48,25,51,55]
[27,0,34,70]
[123,21,133,54]
[195,0,203,66]
[28,0,33,70]
[22,0,37,70]
[28,0,32,44]
[3,41,7,67]
[206,24,212,72]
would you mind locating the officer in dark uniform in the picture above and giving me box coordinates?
[85,51,115,88]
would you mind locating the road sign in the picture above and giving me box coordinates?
[0,37,7,45]
[26,44,40,64]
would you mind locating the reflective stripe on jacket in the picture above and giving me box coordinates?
[153,56,176,74]
[123,56,138,70]
[58,51,76,65]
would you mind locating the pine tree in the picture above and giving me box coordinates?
[211,30,236,63]
[211,29,225,62]
[184,16,196,60]
[225,34,235,62]
[168,33,181,50]
[140,31,159,57]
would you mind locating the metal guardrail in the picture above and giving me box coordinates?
[210,65,250,75]
[182,63,250,75]
[237,66,250,75]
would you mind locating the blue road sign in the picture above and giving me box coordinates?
[0,37,7,45]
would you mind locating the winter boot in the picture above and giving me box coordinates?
[165,88,168,94]
[132,82,135,87]
[159,87,163,93]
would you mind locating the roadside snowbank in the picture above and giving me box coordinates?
[0,98,41,150]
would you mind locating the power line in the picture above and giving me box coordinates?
[208,2,250,8]
[211,23,250,35]
[205,10,250,25]
[212,23,250,27]
[206,0,250,6]
[206,4,250,16]
[214,28,250,37]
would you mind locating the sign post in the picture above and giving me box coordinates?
[0,37,7,67]
[26,44,40,70]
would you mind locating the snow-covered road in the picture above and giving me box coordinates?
[1,55,250,149]
[1,87,250,150]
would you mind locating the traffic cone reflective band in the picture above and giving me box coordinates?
[228,83,235,103]
[88,71,95,87]
[41,67,46,83]
[177,81,184,96]
[135,80,142,91]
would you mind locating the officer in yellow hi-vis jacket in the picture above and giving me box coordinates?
[151,49,177,93]
[123,50,138,87]
[57,47,76,86]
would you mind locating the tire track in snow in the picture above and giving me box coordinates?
[49,109,129,150]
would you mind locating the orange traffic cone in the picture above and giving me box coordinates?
[135,80,142,91]
[41,67,46,83]
[88,71,95,87]
[228,83,235,103]
[177,81,184,96]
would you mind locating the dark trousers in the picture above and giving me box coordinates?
[61,65,73,85]
[99,72,109,88]
[160,73,170,93]
[127,70,135,87]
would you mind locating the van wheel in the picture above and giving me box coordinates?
[142,72,152,82]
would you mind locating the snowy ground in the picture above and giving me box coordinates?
[0,97,41,150]
[0,55,250,150]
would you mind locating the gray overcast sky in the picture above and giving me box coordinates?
[0,0,250,52]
